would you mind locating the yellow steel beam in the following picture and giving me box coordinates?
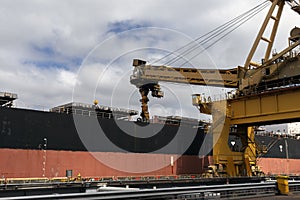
[229,86,300,125]
[244,0,282,69]
[264,0,284,62]
[131,65,238,88]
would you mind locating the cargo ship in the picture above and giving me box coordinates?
[1,91,300,179]
[0,92,212,178]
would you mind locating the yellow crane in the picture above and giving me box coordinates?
[130,0,300,176]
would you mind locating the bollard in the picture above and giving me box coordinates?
[276,175,289,195]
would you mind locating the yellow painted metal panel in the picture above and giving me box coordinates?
[245,99,260,116]
[231,110,300,125]
[261,95,277,114]
[231,101,245,118]
[278,92,300,112]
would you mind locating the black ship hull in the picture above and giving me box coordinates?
[1,106,300,178]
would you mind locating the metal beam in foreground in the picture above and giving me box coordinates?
[0,182,277,200]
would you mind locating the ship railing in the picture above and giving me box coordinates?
[96,111,112,119]
[0,174,205,185]
[70,108,131,121]
[255,131,300,140]
[0,177,49,184]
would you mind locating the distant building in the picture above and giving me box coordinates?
[287,122,300,136]
[264,122,300,136]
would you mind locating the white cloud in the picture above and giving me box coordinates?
[58,70,77,87]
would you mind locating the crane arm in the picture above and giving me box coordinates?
[130,59,239,88]
[130,59,241,122]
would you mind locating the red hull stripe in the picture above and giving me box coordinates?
[257,158,300,175]
[0,148,212,178]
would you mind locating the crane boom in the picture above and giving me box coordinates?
[130,61,239,88]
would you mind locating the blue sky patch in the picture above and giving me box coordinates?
[23,56,82,70]
[107,20,151,34]
[23,60,67,69]
[32,44,55,56]
[28,43,83,69]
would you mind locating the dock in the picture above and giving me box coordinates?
[1,176,300,199]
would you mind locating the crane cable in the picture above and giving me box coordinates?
[177,2,270,67]
[149,1,270,67]
[160,0,269,66]
[165,1,270,67]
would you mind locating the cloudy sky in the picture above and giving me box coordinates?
[1,0,299,120]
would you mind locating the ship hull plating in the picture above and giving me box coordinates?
[257,158,300,175]
[0,148,212,178]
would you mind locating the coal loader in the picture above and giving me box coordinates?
[0,0,300,181]
[130,0,300,177]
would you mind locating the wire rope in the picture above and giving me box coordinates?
[149,1,270,67]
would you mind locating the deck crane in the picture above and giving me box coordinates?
[130,0,300,177]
